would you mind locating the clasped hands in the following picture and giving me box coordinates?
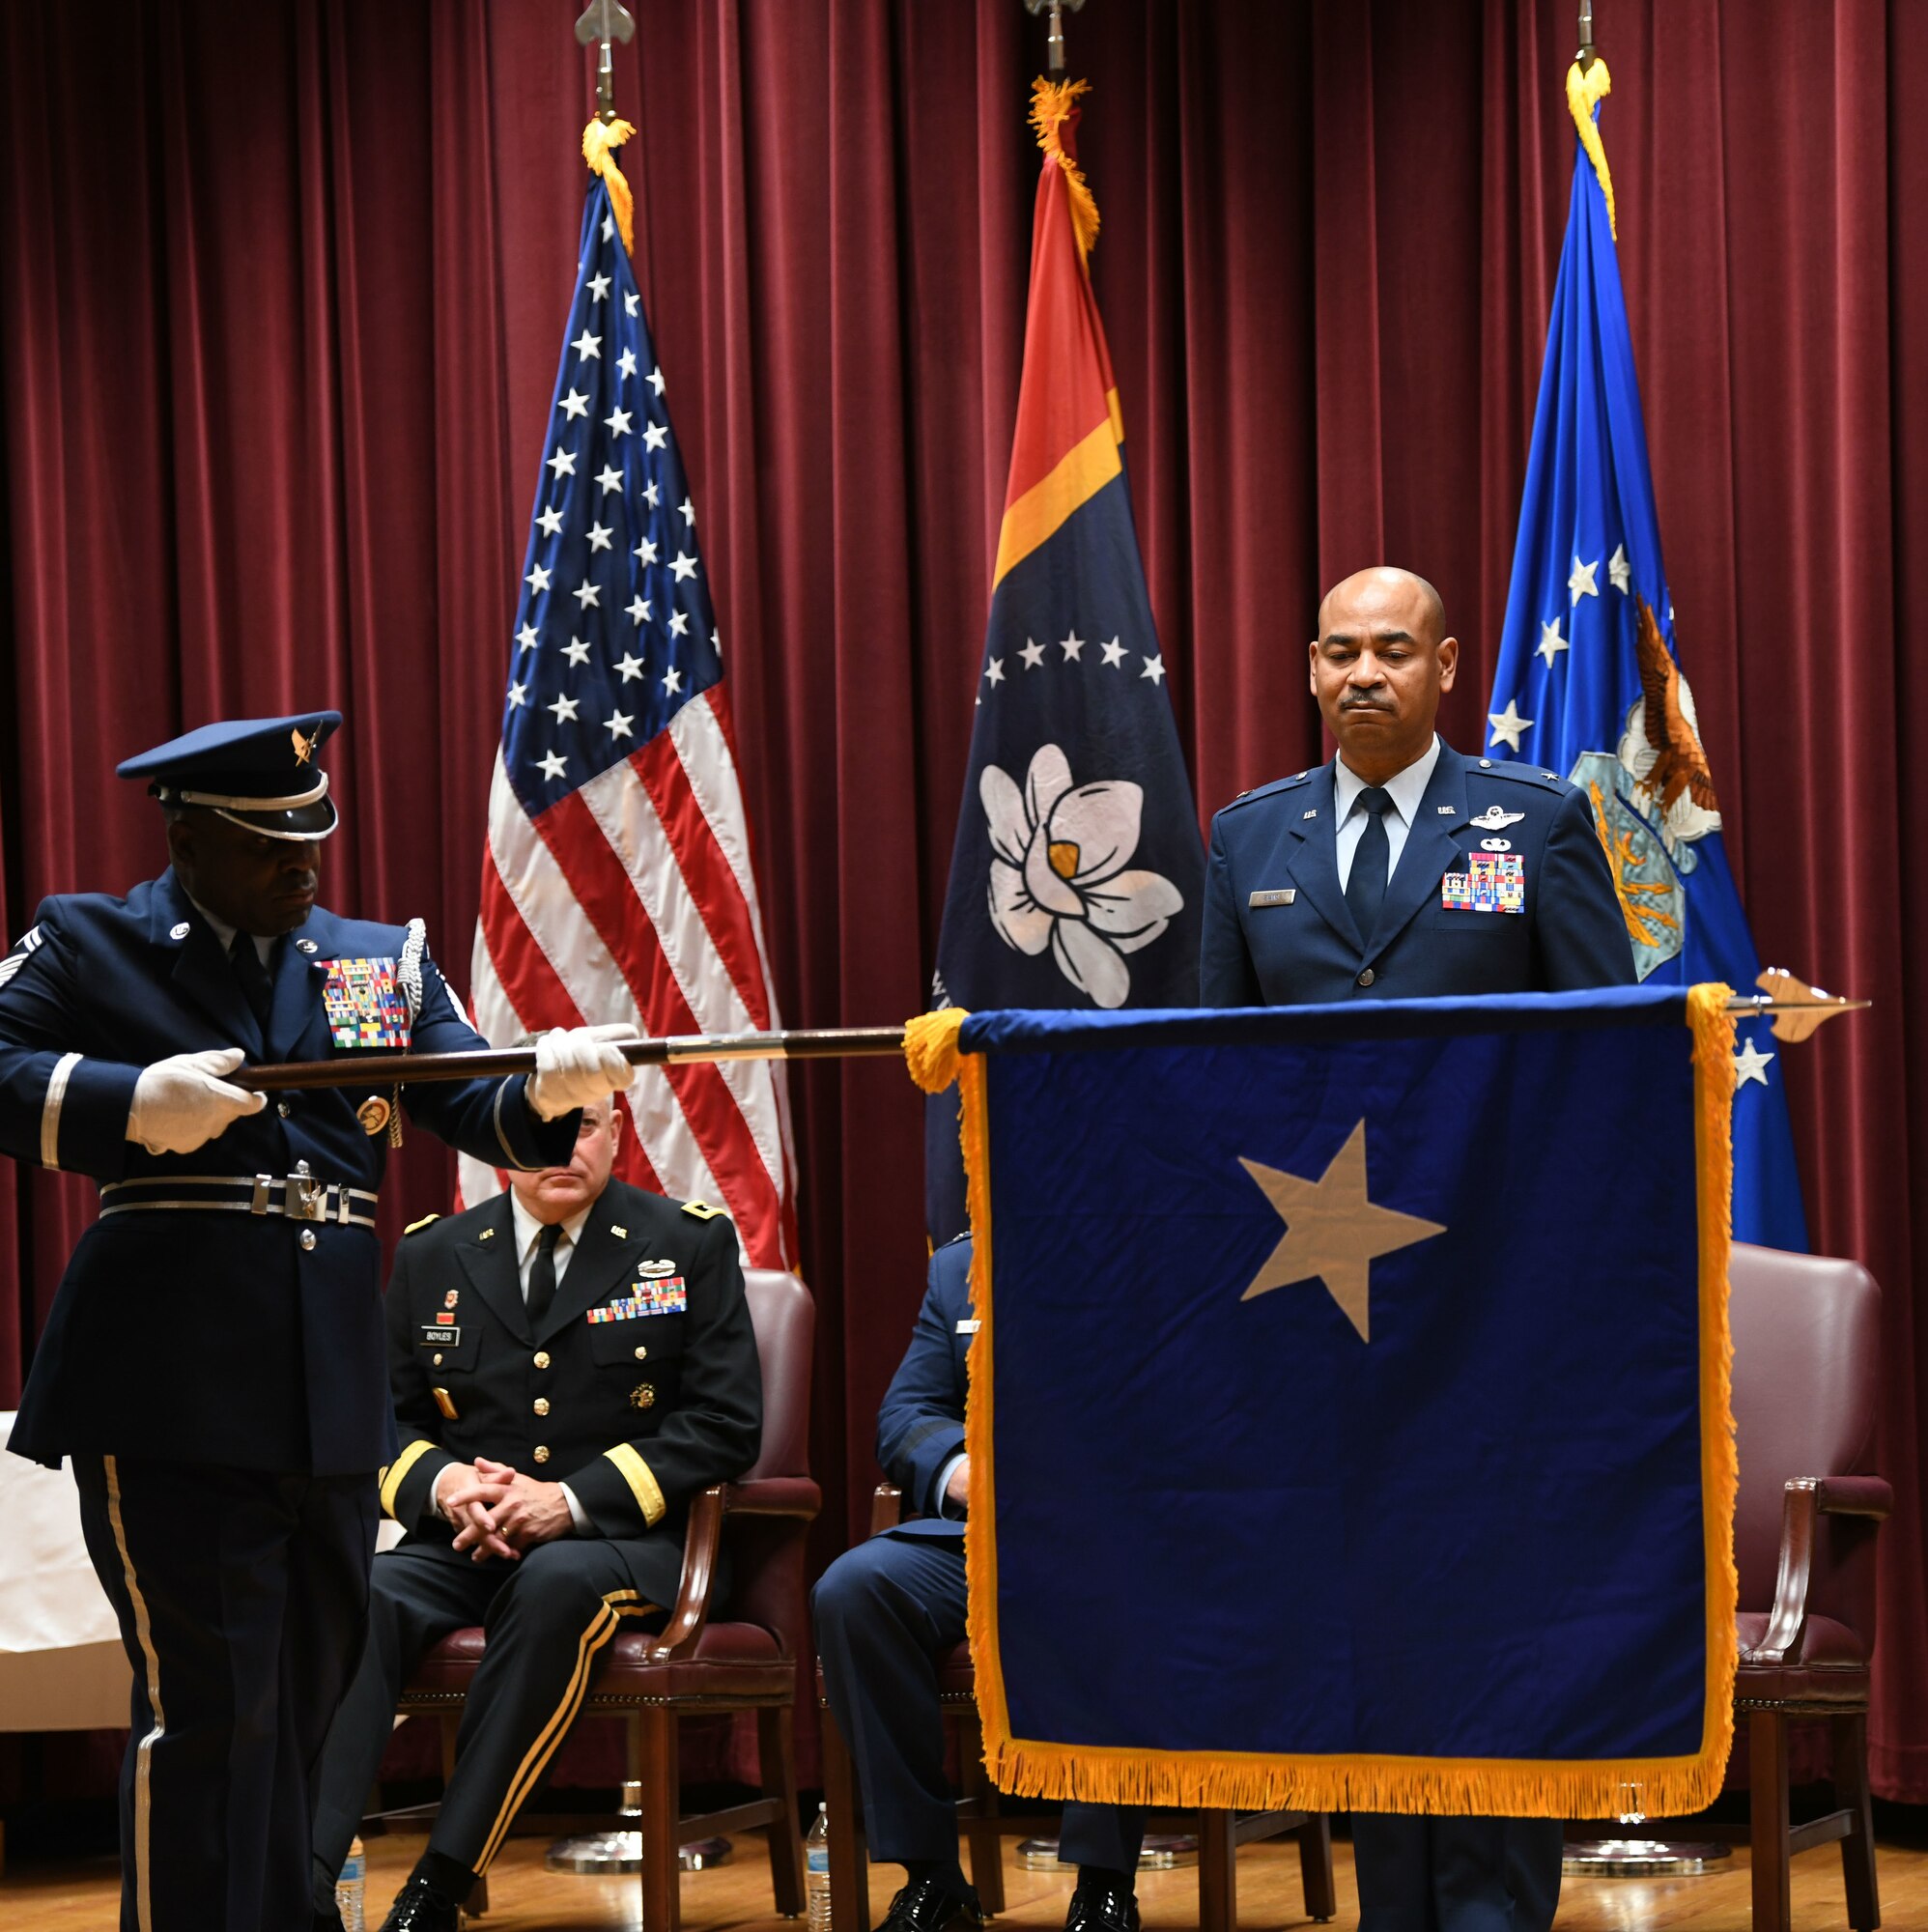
[437,1456,574,1562]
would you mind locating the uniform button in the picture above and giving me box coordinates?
[298,1228,318,1250]
[533,1445,551,1464]
[633,1345,648,1361]
[533,1398,551,1416]
[433,1352,443,1367]
[1480,758,1492,768]
[1357,968,1375,987]
[533,1350,551,1370]
[277,1100,292,1119]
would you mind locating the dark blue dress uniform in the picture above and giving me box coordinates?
[0,715,580,1932]
[813,1236,1144,1882]
[1201,741,1634,1006]
[1199,738,1636,1932]
[308,1177,761,1901]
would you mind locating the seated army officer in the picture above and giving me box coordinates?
[814,1235,1146,1932]
[309,1092,762,1932]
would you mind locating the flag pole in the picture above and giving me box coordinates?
[233,988,1862,1094]
[574,0,635,124]
[1023,0,1086,75]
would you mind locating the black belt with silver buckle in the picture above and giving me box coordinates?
[99,1169,380,1231]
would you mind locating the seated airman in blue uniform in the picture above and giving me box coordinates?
[0,712,638,1932]
[814,1235,1147,1932]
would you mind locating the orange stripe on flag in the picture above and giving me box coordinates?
[993,404,1122,589]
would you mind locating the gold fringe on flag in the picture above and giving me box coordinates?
[582,116,639,259]
[1566,57,1617,240]
[905,993,1741,1820]
[1029,77,1100,264]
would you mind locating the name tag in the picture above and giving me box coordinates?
[419,1324,460,1347]
[1248,889,1296,909]
[956,1319,980,1335]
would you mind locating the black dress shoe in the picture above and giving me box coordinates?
[378,1875,463,1932]
[1064,1873,1139,1932]
[880,1874,986,1932]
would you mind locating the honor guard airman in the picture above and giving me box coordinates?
[307,1096,760,1932]
[0,711,640,1932]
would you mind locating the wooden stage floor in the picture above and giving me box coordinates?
[2,1825,1924,1931]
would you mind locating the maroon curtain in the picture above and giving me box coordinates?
[2,0,1923,1804]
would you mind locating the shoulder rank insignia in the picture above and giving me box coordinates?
[681,1199,724,1220]
[404,1213,440,1236]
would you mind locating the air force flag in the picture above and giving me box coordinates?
[1485,59,1806,1251]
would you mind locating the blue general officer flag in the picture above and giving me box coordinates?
[914,988,1738,1819]
[1486,58,1805,1251]
[926,80,1203,1241]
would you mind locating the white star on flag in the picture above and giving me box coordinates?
[537,750,568,780]
[587,272,611,301]
[1608,544,1631,594]
[1141,654,1167,685]
[617,348,637,379]
[670,553,697,582]
[614,651,644,682]
[585,521,613,553]
[643,422,667,452]
[516,622,539,651]
[1569,554,1600,605]
[1488,699,1534,751]
[1020,639,1046,669]
[563,638,592,667]
[537,506,564,537]
[1537,619,1568,668]
[1061,631,1085,661]
[546,447,576,479]
[560,388,590,420]
[605,409,632,439]
[985,657,1006,686]
[667,611,689,638]
[572,581,600,610]
[548,694,580,724]
[507,681,526,707]
[1100,637,1127,668]
[571,328,601,361]
[648,365,665,395]
[525,563,551,594]
[604,710,634,739]
[595,464,623,495]
[628,596,649,625]
[663,667,683,695]
[1734,1037,1775,1088]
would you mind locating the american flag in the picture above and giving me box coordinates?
[460,179,798,1269]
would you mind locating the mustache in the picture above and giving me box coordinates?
[1339,695,1395,711]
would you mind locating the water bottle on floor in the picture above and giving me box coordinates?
[335,1836,366,1932]
[806,1802,832,1932]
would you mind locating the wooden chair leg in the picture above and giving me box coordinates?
[1296,1813,1336,1923]
[1198,1811,1235,1932]
[438,1718,489,1917]
[1749,1708,1793,1932]
[822,1701,873,1932]
[1832,1710,1881,1932]
[638,1705,681,1932]
[759,1706,808,1917]
[954,1708,1006,1914]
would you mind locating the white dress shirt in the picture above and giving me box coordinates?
[432,1194,596,1534]
[1333,735,1443,892]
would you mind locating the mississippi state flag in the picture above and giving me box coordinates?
[926,79,1204,1242]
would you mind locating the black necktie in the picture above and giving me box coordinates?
[229,931,273,1031]
[1345,786,1394,942]
[526,1223,564,1327]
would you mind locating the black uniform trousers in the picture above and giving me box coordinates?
[1350,1815,1565,1932]
[813,1533,1144,1874]
[311,1537,664,1890]
[72,1455,377,1932]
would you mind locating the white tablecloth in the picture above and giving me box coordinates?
[0,1411,128,1730]
[0,1413,402,1731]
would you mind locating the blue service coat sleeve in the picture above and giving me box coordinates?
[0,902,146,1181]
[1533,786,1639,991]
[875,1250,969,1519]
[1199,813,1263,1009]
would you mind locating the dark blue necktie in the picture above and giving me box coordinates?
[1345,786,1394,942]
[229,931,274,1031]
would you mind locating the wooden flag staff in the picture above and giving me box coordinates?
[233,974,1862,1094]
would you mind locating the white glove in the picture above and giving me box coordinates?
[526,1022,639,1120]
[126,1047,267,1155]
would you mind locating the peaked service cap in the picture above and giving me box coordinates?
[117,710,343,840]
